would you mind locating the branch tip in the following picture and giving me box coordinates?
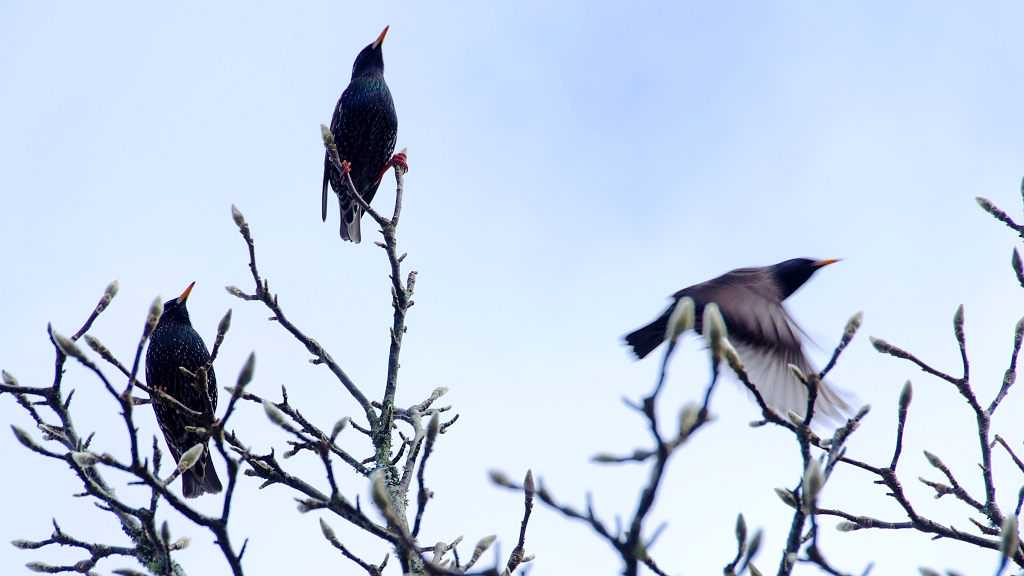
[703,303,728,360]
[665,297,695,342]
[236,352,256,390]
[144,296,163,340]
[231,204,246,228]
[898,380,913,411]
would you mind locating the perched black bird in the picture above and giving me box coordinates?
[322,25,403,243]
[145,282,222,498]
[624,258,850,422]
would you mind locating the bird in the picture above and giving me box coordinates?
[145,282,222,498]
[322,25,404,243]
[624,258,850,422]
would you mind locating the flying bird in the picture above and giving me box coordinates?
[322,25,404,243]
[624,258,850,422]
[145,282,222,498]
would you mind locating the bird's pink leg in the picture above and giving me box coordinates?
[373,152,408,185]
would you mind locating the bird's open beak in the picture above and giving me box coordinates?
[179,282,196,303]
[813,259,841,268]
[372,26,389,49]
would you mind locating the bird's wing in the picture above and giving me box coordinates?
[682,278,850,423]
[729,340,850,423]
[326,85,373,242]
[322,93,347,223]
[680,273,803,354]
[322,160,330,222]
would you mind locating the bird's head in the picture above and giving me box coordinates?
[351,26,389,79]
[160,282,195,325]
[772,258,840,299]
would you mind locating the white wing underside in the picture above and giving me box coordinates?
[731,341,851,424]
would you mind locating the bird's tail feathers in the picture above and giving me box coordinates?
[322,168,330,223]
[338,189,363,243]
[623,310,671,359]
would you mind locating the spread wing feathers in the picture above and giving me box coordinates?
[678,270,802,350]
[731,341,851,423]
[683,274,850,423]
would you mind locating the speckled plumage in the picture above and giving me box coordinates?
[145,282,222,498]
[624,259,850,423]
[322,26,399,243]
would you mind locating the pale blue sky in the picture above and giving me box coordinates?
[3,2,1024,574]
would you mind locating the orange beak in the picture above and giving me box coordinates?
[813,259,841,268]
[179,282,195,303]
[372,25,389,49]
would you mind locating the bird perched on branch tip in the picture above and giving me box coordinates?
[624,258,851,423]
[145,282,222,498]
[322,25,406,243]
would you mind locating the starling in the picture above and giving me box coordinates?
[145,282,222,498]
[624,258,850,422]
[322,25,403,243]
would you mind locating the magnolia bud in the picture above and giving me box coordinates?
[370,469,393,518]
[898,381,912,412]
[703,303,728,359]
[330,417,349,441]
[97,280,119,313]
[665,297,695,342]
[427,413,440,443]
[263,400,287,427]
[869,336,891,353]
[320,518,338,544]
[775,487,798,509]
[176,444,205,473]
[488,469,513,487]
[678,403,701,436]
[144,297,164,339]
[801,460,824,509]
[235,352,255,392]
[231,204,246,228]
[475,535,496,555]
[747,528,762,558]
[51,330,86,362]
[923,450,944,469]
[844,311,863,337]
[218,309,232,336]
[11,426,42,452]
